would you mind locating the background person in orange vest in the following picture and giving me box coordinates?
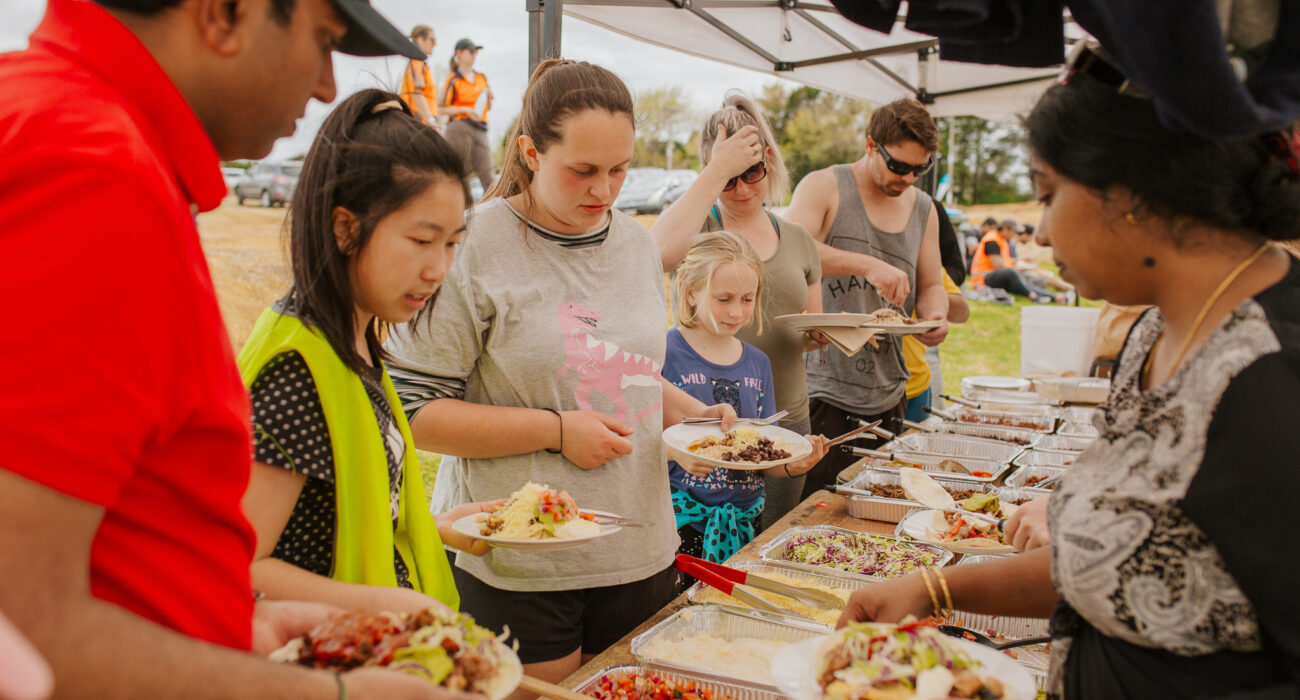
[400,25,439,131]
[972,217,1066,302]
[441,38,494,191]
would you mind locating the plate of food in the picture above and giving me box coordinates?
[663,423,813,470]
[895,470,1019,556]
[269,608,522,700]
[451,482,622,550]
[859,309,945,335]
[770,618,1035,700]
[775,312,877,330]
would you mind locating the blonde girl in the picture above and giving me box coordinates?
[664,231,828,563]
[652,90,826,529]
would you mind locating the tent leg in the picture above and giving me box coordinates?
[527,0,564,77]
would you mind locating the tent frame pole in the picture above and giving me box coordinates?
[527,0,565,77]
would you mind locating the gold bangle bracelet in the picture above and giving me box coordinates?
[933,567,955,620]
[918,568,941,620]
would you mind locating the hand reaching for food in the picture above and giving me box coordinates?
[863,258,910,307]
[560,410,633,469]
[836,575,933,629]
[1002,494,1051,552]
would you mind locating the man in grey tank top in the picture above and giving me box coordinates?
[786,98,951,497]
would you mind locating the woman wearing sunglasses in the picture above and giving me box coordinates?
[652,90,825,529]
[838,47,1300,699]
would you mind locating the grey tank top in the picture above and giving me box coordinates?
[805,163,930,415]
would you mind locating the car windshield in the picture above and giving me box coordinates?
[625,170,668,193]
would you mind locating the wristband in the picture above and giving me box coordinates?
[541,408,563,454]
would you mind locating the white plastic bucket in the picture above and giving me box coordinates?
[1020,306,1101,378]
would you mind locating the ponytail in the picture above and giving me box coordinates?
[700,90,790,205]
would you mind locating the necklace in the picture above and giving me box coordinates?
[1143,241,1273,382]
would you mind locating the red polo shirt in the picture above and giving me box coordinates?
[0,0,256,649]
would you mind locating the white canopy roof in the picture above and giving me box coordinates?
[561,0,1086,121]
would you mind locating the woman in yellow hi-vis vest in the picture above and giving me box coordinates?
[440,37,495,192]
[238,89,498,614]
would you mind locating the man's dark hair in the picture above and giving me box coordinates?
[94,0,297,25]
[288,89,470,375]
[866,98,939,152]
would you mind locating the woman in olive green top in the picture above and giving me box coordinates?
[651,90,825,529]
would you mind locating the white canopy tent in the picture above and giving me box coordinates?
[528,0,1086,122]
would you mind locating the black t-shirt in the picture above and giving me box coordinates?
[250,351,412,588]
[1050,259,1300,698]
[983,239,1003,256]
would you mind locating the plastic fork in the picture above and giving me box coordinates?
[679,409,789,426]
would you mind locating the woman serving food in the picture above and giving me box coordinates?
[839,45,1300,699]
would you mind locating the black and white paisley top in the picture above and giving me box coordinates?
[1046,260,1300,698]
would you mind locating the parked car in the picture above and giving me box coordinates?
[220,167,248,193]
[235,161,301,207]
[614,168,697,215]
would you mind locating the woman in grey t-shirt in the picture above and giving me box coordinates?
[651,91,825,529]
[386,59,734,687]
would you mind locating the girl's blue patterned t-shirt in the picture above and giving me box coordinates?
[662,327,777,523]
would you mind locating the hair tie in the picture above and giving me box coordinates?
[371,100,403,115]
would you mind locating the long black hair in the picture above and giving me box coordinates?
[1025,75,1300,243]
[288,88,469,375]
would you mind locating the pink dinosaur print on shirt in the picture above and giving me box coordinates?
[556,301,662,426]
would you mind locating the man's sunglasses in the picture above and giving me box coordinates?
[875,142,934,177]
[723,161,767,191]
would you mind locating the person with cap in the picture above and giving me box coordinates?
[400,24,439,130]
[440,38,495,191]
[972,216,1066,302]
[0,0,464,696]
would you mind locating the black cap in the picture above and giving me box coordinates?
[333,0,426,61]
[454,38,483,52]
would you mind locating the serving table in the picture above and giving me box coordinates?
[560,488,891,689]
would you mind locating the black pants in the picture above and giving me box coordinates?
[800,397,906,500]
[984,268,1054,300]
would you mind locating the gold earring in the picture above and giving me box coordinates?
[1125,211,1138,225]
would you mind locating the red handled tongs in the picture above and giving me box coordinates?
[674,554,845,619]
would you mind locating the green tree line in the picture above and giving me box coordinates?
[627,84,1030,206]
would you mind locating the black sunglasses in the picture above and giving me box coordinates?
[875,142,934,177]
[722,161,767,191]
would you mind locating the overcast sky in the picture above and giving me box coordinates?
[1,0,805,160]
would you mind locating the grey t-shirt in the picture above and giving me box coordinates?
[805,164,929,415]
[701,212,821,426]
[386,198,677,592]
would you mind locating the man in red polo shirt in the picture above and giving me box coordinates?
[0,0,461,697]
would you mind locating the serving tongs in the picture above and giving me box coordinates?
[839,446,973,475]
[923,405,959,421]
[674,554,844,618]
[937,625,1051,651]
[824,419,884,448]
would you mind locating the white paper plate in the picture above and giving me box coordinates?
[859,319,944,335]
[776,312,876,330]
[663,422,813,470]
[898,509,1018,556]
[450,510,622,551]
[964,375,1032,392]
[770,635,1036,700]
